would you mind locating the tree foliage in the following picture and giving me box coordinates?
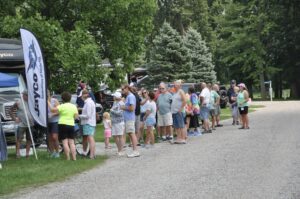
[147,22,192,84]
[184,27,216,83]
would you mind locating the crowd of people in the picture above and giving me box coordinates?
[11,79,250,160]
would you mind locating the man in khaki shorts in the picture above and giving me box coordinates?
[157,82,173,141]
[121,84,140,158]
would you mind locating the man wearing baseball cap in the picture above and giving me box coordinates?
[227,80,238,125]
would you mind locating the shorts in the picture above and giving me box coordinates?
[112,122,125,136]
[58,124,75,140]
[200,106,209,120]
[83,124,95,136]
[125,121,135,134]
[157,112,173,127]
[145,117,156,127]
[214,105,221,115]
[48,122,58,134]
[172,112,185,129]
[16,126,31,141]
[239,106,248,115]
[135,115,140,133]
[104,129,112,138]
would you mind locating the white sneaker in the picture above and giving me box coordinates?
[117,151,126,157]
[127,151,140,158]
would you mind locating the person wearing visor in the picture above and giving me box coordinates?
[237,83,250,129]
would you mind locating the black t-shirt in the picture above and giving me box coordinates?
[133,92,141,116]
[227,87,235,104]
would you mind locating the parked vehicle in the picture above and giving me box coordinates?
[0,38,45,144]
[219,85,228,109]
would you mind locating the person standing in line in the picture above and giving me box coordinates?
[237,83,250,129]
[131,86,141,146]
[156,82,173,141]
[214,84,223,127]
[230,86,240,125]
[142,91,157,148]
[209,84,220,130]
[121,84,140,158]
[48,91,78,160]
[170,80,186,144]
[79,89,96,159]
[139,89,149,144]
[110,91,125,156]
[188,86,200,135]
[47,90,60,158]
[10,91,34,159]
[102,112,112,149]
[227,80,237,125]
[199,82,211,133]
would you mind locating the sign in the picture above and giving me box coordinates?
[20,29,47,127]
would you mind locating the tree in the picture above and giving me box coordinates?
[213,1,279,97]
[147,22,192,85]
[184,27,216,83]
[0,13,104,92]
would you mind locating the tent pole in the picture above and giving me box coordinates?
[18,78,38,160]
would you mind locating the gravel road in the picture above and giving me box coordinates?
[7,101,300,199]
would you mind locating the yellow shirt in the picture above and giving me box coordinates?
[58,103,78,126]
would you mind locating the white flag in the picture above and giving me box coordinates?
[20,29,47,127]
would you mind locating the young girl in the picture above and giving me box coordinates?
[103,112,112,149]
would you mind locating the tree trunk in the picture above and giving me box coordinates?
[259,73,266,99]
[290,80,300,98]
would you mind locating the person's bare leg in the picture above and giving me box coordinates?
[25,139,31,157]
[62,139,70,160]
[16,138,21,157]
[82,135,88,154]
[128,133,138,151]
[52,133,59,152]
[68,139,76,160]
[245,114,249,128]
[87,136,95,158]
[149,127,155,145]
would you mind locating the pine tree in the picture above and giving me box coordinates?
[147,22,192,85]
[184,27,216,83]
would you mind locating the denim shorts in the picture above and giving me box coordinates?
[172,112,185,129]
[48,122,58,134]
[82,124,95,136]
[145,117,156,127]
[200,106,209,120]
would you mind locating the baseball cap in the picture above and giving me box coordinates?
[112,91,122,99]
[231,80,236,84]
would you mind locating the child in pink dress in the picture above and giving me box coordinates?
[103,112,112,149]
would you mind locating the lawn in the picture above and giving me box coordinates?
[219,104,264,121]
[0,149,106,196]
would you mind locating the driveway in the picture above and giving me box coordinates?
[8,101,300,199]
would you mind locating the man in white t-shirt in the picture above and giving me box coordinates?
[200,82,211,133]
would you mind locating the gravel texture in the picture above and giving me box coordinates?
[6,101,300,199]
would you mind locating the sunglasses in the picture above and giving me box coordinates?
[159,87,165,90]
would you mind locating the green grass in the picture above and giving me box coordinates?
[219,105,265,121]
[0,149,106,196]
[95,124,105,142]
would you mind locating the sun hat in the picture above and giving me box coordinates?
[112,91,122,99]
